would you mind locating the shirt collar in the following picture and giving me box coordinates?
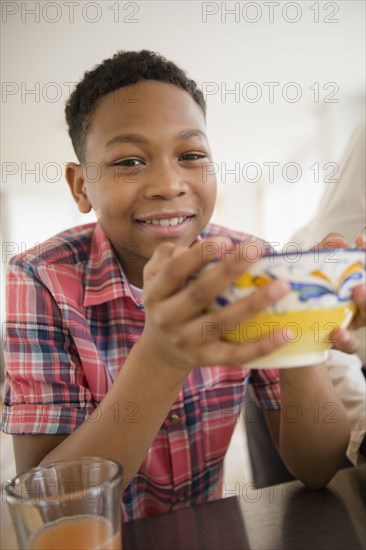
[83,223,143,308]
[83,225,208,308]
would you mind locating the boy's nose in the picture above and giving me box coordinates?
[144,163,188,200]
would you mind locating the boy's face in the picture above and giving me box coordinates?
[68,80,217,286]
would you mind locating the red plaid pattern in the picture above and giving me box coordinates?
[2,222,281,521]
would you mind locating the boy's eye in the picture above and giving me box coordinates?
[113,158,143,167]
[179,152,206,161]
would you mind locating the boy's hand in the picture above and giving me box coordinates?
[314,232,366,354]
[139,237,290,372]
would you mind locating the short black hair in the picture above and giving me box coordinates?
[65,50,206,163]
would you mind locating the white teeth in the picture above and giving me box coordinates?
[142,216,188,226]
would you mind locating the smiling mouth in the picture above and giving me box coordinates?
[138,215,194,227]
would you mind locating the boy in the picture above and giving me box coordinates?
[2,50,365,522]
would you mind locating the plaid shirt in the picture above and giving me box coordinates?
[2,222,281,522]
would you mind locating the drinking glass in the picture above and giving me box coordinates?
[4,457,123,550]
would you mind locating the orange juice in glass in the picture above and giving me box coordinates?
[5,457,123,550]
[29,515,121,549]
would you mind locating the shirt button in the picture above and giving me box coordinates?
[170,413,180,425]
[177,492,186,502]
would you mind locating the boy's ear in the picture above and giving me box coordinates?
[65,163,92,213]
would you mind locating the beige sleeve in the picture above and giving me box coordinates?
[327,350,366,466]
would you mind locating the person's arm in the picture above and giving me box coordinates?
[13,435,68,474]
[265,364,351,489]
[9,237,290,486]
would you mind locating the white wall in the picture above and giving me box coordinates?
[1,0,365,305]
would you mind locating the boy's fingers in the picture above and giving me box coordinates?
[204,280,290,325]
[156,278,289,331]
[143,242,177,282]
[145,237,259,302]
[144,236,229,292]
[191,330,287,366]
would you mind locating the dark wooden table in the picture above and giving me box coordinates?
[123,464,366,550]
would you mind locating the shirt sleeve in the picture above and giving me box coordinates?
[291,121,366,250]
[326,350,366,466]
[249,368,281,410]
[1,257,96,435]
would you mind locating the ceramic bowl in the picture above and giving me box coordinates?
[209,248,366,368]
